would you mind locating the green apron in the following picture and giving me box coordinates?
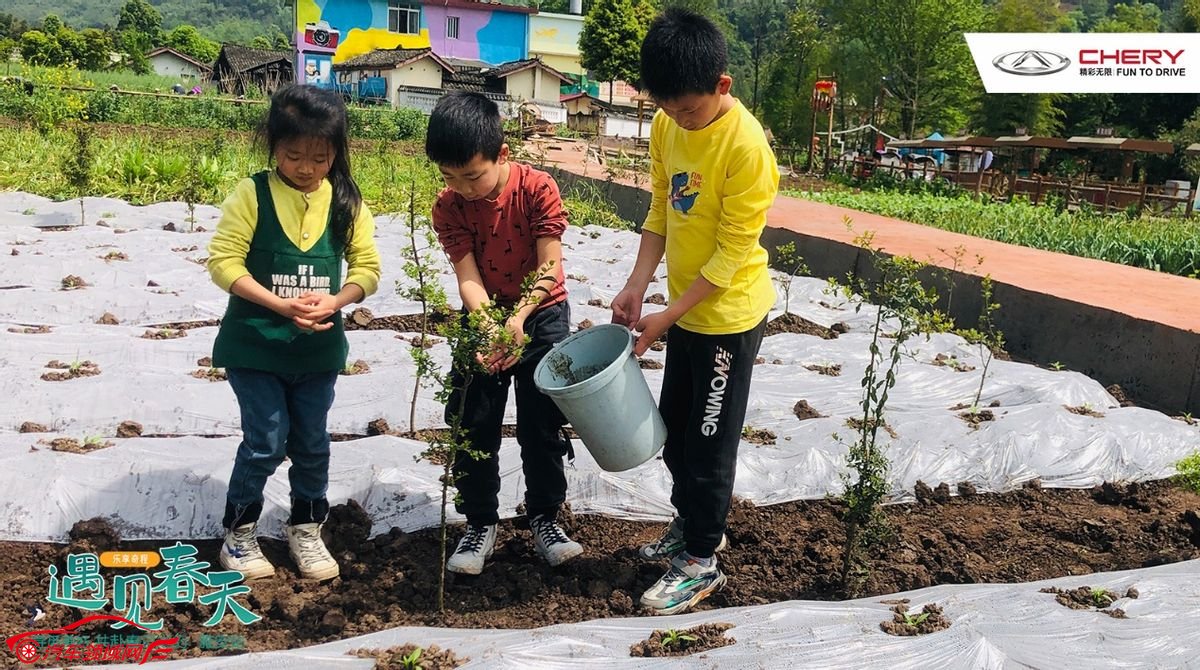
[212,171,348,373]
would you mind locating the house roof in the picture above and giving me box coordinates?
[488,57,572,84]
[333,47,456,74]
[1066,136,1175,154]
[146,46,212,71]
[217,44,292,74]
[420,0,537,15]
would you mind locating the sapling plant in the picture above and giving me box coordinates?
[62,124,94,226]
[773,241,809,314]
[423,262,558,612]
[399,647,423,670]
[956,275,1003,411]
[1175,451,1200,493]
[837,228,940,595]
[659,629,697,649]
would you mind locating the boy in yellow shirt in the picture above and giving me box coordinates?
[610,8,779,615]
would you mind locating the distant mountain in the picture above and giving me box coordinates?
[6,0,292,45]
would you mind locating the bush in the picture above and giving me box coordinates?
[84,91,126,123]
[1177,451,1200,494]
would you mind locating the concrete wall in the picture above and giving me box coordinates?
[529,13,583,75]
[392,58,444,89]
[506,69,536,100]
[150,54,204,80]
[547,169,1200,415]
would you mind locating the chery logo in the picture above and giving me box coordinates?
[992,50,1071,75]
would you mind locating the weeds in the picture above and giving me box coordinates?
[659,629,697,649]
[1174,451,1200,494]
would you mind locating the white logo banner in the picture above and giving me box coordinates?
[965,33,1200,93]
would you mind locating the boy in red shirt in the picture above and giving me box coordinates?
[426,91,582,575]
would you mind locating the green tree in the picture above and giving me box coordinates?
[122,31,153,75]
[42,14,63,36]
[1185,0,1200,29]
[19,30,64,66]
[580,0,652,101]
[975,0,1065,136]
[828,0,986,137]
[729,0,791,114]
[166,24,219,64]
[117,0,163,45]
[78,29,116,71]
[249,35,273,50]
[1094,1,1163,31]
[761,1,824,145]
[0,13,30,41]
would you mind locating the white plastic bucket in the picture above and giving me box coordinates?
[533,324,666,472]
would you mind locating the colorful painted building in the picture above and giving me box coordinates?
[294,0,543,89]
[528,12,583,76]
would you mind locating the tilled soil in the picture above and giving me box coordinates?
[1,481,1198,666]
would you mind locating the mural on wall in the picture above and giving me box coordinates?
[295,0,431,81]
[303,53,334,87]
[423,3,529,65]
[529,13,582,75]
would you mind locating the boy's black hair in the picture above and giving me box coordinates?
[640,7,728,101]
[259,84,361,248]
[425,91,504,167]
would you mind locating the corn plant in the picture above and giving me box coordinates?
[838,229,940,595]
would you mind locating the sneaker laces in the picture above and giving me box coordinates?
[229,526,265,560]
[457,525,490,554]
[291,526,329,563]
[531,516,570,547]
[650,519,683,551]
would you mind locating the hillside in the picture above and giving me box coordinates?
[6,0,291,44]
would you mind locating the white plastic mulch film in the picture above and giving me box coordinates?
[4,193,1200,669]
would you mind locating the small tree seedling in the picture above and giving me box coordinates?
[773,241,809,314]
[660,629,697,649]
[62,124,95,226]
[400,646,423,670]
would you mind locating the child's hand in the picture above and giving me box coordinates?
[483,317,524,373]
[610,286,645,327]
[633,311,674,356]
[295,292,339,324]
[292,315,335,332]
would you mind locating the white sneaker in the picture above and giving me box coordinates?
[446,524,497,575]
[219,523,275,580]
[530,514,583,567]
[286,523,340,581]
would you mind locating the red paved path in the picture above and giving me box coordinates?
[531,137,1200,334]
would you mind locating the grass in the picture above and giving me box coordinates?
[0,123,436,213]
[21,65,221,96]
[790,189,1200,278]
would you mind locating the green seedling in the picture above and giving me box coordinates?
[660,629,697,648]
[1050,361,1065,371]
[400,647,423,670]
[902,611,930,627]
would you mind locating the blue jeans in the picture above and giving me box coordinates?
[223,367,338,528]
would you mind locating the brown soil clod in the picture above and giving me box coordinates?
[754,356,766,365]
[96,312,120,325]
[162,222,176,232]
[68,518,120,554]
[367,418,393,437]
[141,328,187,340]
[101,251,128,262]
[805,363,842,377]
[1106,384,1135,407]
[933,353,976,372]
[629,623,735,658]
[819,300,844,310]
[880,603,951,636]
[639,359,663,370]
[587,298,606,308]
[644,293,667,305]
[958,409,995,429]
[346,311,454,333]
[409,334,440,349]
[765,313,838,339]
[19,422,50,433]
[1065,405,1106,419]
[914,481,952,505]
[351,644,468,669]
[846,417,898,439]
[144,319,220,331]
[1040,586,1132,618]
[47,437,113,454]
[349,307,374,326]
[171,245,199,252]
[742,428,777,446]
[41,360,101,381]
[197,356,212,367]
[341,359,371,376]
[190,368,228,382]
[7,325,51,334]
[793,400,824,421]
[60,275,88,290]
[648,340,666,352]
[831,322,851,334]
[116,421,143,438]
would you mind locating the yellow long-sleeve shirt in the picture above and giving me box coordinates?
[207,170,381,298]
[642,100,780,334]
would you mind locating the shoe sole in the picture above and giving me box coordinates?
[642,572,728,616]
[219,552,275,580]
[542,543,583,567]
[296,563,340,581]
[639,534,728,562]
[447,549,494,575]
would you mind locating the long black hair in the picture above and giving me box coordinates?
[259,84,360,248]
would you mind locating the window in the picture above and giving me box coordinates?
[447,16,460,40]
[388,1,421,35]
